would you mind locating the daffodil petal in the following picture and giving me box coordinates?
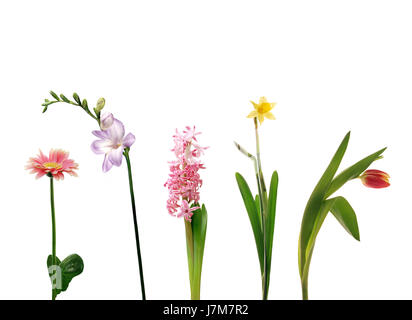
[264,112,276,120]
[259,96,268,104]
[258,114,265,124]
[247,110,258,118]
[250,101,258,110]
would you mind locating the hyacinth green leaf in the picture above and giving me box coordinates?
[264,171,278,290]
[325,147,387,198]
[235,172,264,274]
[298,132,350,280]
[330,196,360,241]
[192,204,208,299]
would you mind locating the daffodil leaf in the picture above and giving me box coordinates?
[265,170,278,291]
[299,132,350,280]
[330,196,360,241]
[255,194,262,229]
[325,147,387,198]
[235,172,264,274]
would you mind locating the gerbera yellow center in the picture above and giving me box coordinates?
[43,162,62,170]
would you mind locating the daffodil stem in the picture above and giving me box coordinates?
[254,118,269,300]
[49,176,57,301]
[124,148,146,300]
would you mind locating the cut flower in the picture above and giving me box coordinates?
[359,169,390,188]
[26,149,78,180]
[247,96,276,124]
[91,117,135,172]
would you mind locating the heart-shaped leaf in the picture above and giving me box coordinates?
[46,253,84,297]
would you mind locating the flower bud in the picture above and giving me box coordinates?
[100,111,114,130]
[95,97,106,113]
[359,169,390,188]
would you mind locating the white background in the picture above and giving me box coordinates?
[0,0,409,300]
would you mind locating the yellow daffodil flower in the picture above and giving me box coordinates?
[247,96,276,124]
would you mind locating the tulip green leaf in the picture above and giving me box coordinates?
[299,132,350,279]
[330,197,360,241]
[326,147,387,198]
[235,172,264,274]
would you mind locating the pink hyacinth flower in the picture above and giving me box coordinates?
[165,126,206,221]
[91,118,135,172]
[26,149,79,180]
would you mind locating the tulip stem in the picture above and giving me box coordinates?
[124,148,146,300]
[49,175,57,300]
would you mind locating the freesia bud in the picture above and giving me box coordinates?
[359,169,390,188]
[95,97,106,112]
[100,111,114,130]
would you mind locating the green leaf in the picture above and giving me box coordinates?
[59,254,84,292]
[235,172,264,274]
[191,204,207,299]
[46,254,83,297]
[299,132,350,278]
[330,196,360,241]
[325,147,387,198]
[255,194,262,229]
[300,197,337,296]
[265,171,278,291]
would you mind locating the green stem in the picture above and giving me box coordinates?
[184,220,199,299]
[124,149,146,300]
[254,118,269,300]
[49,176,57,300]
[302,277,309,300]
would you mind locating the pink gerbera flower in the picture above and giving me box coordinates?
[26,149,79,180]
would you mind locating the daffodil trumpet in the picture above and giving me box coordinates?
[26,149,84,300]
[235,97,279,300]
[42,92,146,300]
[298,132,390,300]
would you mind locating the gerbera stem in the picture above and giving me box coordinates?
[124,148,146,300]
[49,176,57,301]
[254,118,269,300]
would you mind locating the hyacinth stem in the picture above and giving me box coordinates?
[124,148,146,300]
[49,176,57,301]
[254,118,269,300]
[185,220,200,300]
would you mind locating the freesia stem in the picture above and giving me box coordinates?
[124,148,146,300]
[49,176,57,301]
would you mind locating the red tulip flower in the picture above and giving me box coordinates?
[359,169,390,188]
